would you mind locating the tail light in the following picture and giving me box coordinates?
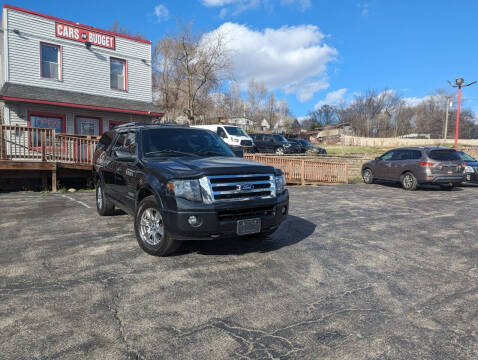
[419,161,435,167]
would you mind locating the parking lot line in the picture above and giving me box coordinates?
[60,194,91,209]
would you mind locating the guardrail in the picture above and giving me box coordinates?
[0,125,99,165]
[245,154,348,184]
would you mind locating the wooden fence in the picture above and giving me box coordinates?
[245,154,348,184]
[0,125,99,165]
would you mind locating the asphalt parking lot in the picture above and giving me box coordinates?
[1,184,478,359]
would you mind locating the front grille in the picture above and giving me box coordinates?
[201,174,276,203]
[218,206,275,221]
[240,140,253,147]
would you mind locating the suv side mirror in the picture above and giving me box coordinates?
[115,149,135,162]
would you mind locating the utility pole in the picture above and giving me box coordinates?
[443,96,453,140]
[447,78,476,149]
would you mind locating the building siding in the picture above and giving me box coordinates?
[7,102,152,134]
[4,8,152,103]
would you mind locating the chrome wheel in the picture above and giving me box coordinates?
[139,208,164,246]
[276,147,284,155]
[403,174,413,189]
[97,186,103,209]
[363,169,372,183]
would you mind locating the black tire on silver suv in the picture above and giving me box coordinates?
[401,172,418,191]
[362,168,374,184]
[96,182,115,216]
[134,195,180,256]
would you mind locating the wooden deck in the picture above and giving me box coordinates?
[0,125,98,191]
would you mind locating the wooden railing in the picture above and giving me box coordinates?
[245,154,348,184]
[0,125,99,165]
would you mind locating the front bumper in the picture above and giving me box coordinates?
[464,171,478,183]
[163,191,289,240]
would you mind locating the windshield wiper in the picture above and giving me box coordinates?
[197,151,226,157]
[144,150,199,157]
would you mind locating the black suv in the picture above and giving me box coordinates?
[250,134,293,155]
[93,124,289,256]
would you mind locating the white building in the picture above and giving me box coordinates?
[0,4,162,137]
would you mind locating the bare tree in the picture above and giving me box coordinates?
[246,79,268,123]
[152,24,231,124]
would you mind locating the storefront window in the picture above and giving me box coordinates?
[110,58,126,90]
[30,114,64,147]
[41,43,60,80]
[75,117,101,136]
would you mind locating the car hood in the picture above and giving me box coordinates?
[464,161,478,167]
[144,156,277,180]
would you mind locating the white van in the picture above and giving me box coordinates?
[192,125,254,149]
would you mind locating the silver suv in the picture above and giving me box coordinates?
[362,147,465,190]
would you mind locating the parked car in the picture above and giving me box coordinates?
[295,139,327,155]
[93,123,289,256]
[361,147,465,190]
[250,134,293,155]
[192,124,254,151]
[286,138,306,153]
[457,150,478,183]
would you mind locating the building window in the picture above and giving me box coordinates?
[110,58,127,91]
[41,43,61,80]
[75,116,102,136]
[28,112,65,148]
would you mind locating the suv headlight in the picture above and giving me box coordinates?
[275,175,286,194]
[465,166,474,173]
[167,179,202,202]
[232,137,240,143]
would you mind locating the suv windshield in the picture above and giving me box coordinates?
[224,126,247,137]
[142,128,235,158]
[427,149,461,161]
[458,151,477,162]
[273,135,287,142]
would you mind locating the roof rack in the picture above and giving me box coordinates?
[113,122,141,129]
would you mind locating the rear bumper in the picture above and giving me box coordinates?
[421,175,465,185]
[163,192,289,240]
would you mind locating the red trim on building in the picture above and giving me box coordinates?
[74,115,103,136]
[40,42,62,80]
[3,4,151,45]
[0,96,165,117]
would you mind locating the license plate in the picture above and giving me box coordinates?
[447,171,453,174]
[237,218,261,235]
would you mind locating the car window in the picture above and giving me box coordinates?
[380,151,396,161]
[458,151,477,162]
[273,135,287,142]
[217,127,227,138]
[112,132,136,155]
[224,126,247,136]
[264,135,273,142]
[427,150,461,161]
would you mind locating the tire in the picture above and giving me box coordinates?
[134,195,180,256]
[401,172,418,191]
[96,182,115,216]
[275,147,284,155]
[362,168,374,184]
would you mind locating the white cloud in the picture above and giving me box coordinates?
[206,23,337,102]
[315,88,347,109]
[202,0,311,15]
[154,4,169,23]
[357,3,370,16]
[280,0,311,11]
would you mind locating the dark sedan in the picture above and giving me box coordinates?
[457,151,478,183]
[296,139,327,155]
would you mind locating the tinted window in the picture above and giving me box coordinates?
[457,151,477,162]
[217,127,227,138]
[428,150,461,161]
[273,135,287,142]
[224,126,247,136]
[395,149,422,160]
[112,132,136,155]
[380,151,396,161]
[142,128,234,157]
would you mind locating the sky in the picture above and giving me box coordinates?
[6,0,478,118]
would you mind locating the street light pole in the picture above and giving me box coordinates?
[447,78,476,149]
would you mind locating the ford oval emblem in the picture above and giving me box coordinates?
[241,183,254,191]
